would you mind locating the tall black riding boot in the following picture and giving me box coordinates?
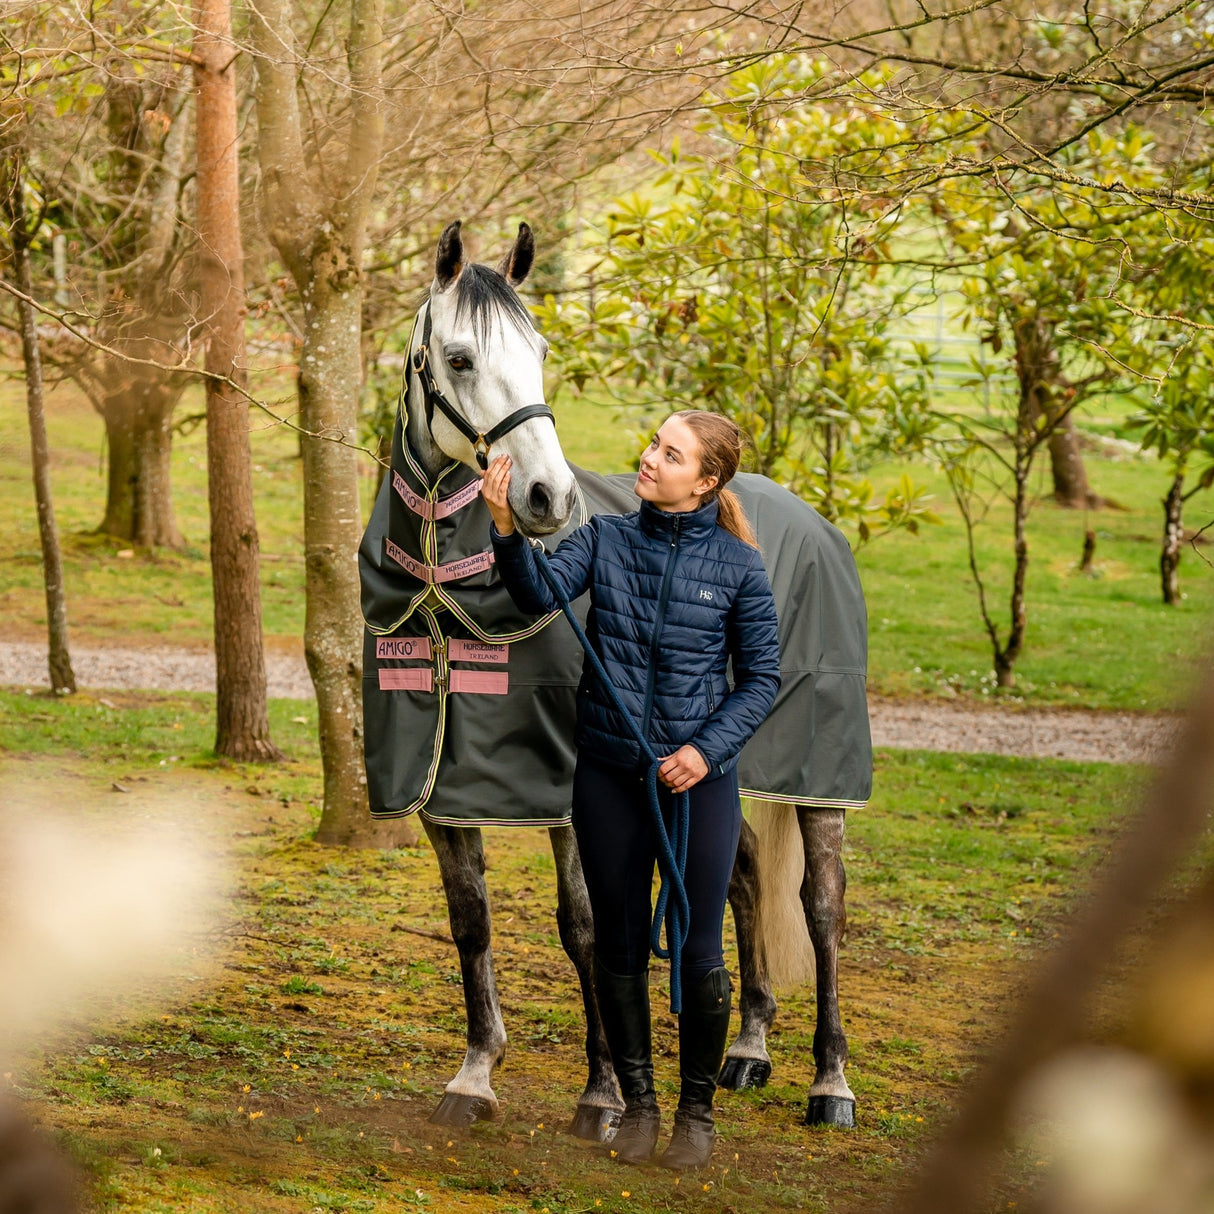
[659,967,732,1171]
[594,959,661,1164]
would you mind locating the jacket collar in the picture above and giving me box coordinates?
[639,497,720,541]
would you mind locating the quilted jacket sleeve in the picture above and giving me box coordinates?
[689,552,782,772]
[490,518,599,614]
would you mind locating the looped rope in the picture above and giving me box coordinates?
[528,540,692,1013]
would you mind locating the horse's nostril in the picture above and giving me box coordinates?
[529,482,552,517]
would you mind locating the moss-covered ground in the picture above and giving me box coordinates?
[0,690,1163,1213]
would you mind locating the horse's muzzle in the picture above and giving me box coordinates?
[516,480,577,537]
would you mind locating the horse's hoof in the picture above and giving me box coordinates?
[717,1057,772,1090]
[568,1104,620,1143]
[806,1095,855,1128]
[429,1093,494,1128]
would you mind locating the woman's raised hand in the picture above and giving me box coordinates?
[482,455,514,535]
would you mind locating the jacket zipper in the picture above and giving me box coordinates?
[640,514,681,740]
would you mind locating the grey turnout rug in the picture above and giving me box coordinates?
[358,411,872,826]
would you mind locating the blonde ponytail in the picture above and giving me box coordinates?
[715,487,759,548]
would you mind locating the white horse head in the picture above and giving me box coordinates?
[408,220,577,536]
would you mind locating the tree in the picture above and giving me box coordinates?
[1120,194,1214,605]
[1,5,200,547]
[939,132,1164,511]
[244,0,692,844]
[1131,350,1214,606]
[250,0,393,845]
[749,0,1214,212]
[48,74,196,547]
[920,123,1170,687]
[338,3,711,484]
[0,134,75,694]
[540,56,939,543]
[194,0,280,760]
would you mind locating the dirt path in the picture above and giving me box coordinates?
[1,639,1177,765]
[0,638,317,700]
[866,694,1175,765]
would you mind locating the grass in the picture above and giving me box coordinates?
[0,372,311,648]
[3,371,1211,710]
[1,690,1174,1213]
[857,451,1213,710]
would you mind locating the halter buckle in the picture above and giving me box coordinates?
[473,438,491,470]
[411,345,429,375]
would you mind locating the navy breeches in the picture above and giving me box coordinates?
[571,755,742,983]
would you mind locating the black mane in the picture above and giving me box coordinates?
[453,262,535,345]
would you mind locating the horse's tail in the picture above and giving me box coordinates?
[750,800,815,988]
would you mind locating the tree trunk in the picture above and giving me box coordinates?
[1080,529,1096,574]
[1161,470,1185,606]
[95,371,187,547]
[299,277,382,844]
[995,369,1040,690]
[251,0,412,846]
[72,81,193,548]
[2,150,76,694]
[1013,313,1101,510]
[994,651,1014,689]
[994,464,1030,689]
[1048,412,1100,509]
[194,0,281,762]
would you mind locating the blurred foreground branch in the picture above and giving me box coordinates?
[885,645,1214,1212]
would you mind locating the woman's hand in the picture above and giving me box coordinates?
[482,455,514,535]
[658,745,709,793]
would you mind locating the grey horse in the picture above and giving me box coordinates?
[358,220,872,1137]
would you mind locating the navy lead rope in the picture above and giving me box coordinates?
[529,542,692,1013]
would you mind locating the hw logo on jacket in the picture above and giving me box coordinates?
[699,589,713,601]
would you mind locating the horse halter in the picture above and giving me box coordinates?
[411,301,556,471]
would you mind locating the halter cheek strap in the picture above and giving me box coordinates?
[411,302,556,471]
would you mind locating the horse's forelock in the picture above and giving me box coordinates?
[451,263,536,347]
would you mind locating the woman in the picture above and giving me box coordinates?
[482,411,781,1170]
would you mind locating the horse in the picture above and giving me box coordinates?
[358,219,871,1137]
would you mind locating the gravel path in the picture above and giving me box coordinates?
[1,640,1177,765]
[867,695,1176,765]
[0,640,316,701]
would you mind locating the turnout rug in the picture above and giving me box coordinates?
[359,410,872,826]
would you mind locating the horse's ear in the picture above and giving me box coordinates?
[435,220,464,291]
[497,222,534,287]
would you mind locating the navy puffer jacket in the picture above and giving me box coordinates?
[491,498,781,776]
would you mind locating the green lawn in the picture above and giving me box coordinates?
[0,373,312,646]
[857,453,1212,710]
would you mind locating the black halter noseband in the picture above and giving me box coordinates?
[411,301,556,471]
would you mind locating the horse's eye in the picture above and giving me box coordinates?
[447,355,472,373]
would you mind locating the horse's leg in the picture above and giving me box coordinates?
[423,817,507,1128]
[798,807,855,1127]
[548,824,623,1142]
[719,816,778,1090]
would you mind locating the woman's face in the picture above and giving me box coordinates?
[634,416,718,512]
